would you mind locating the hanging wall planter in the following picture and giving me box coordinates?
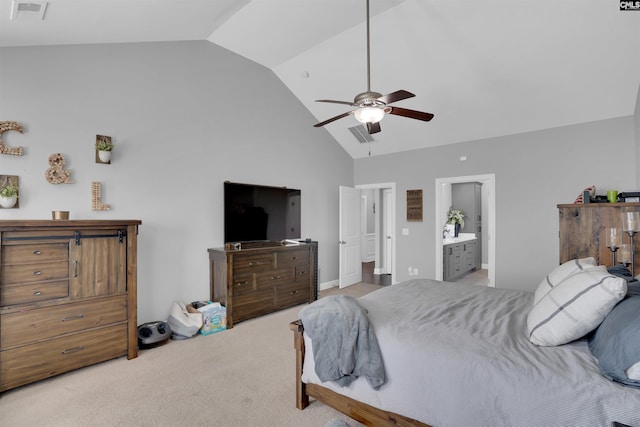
[0,194,17,208]
[95,134,113,164]
[0,179,19,208]
[98,150,112,163]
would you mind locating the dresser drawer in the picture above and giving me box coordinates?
[233,288,275,323]
[255,268,293,289]
[1,280,69,306]
[233,287,273,306]
[1,295,127,349]
[231,274,254,296]
[1,243,68,264]
[276,249,309,268]
[295,265,311,281]
[0,323,127,391]
[275,282,310,308]
[1,261,69,285]
[232,253,274,274]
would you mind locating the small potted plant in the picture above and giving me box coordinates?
[96,136,113,163]
[447,208,465,237]
[0,183,18,208]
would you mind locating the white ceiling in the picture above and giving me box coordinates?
[1,0,639,159]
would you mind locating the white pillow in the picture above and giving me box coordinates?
[533,257,596,304]
[626,361,640,380]
[527,266,627,346]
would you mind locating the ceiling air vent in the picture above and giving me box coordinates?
[11,1,48,21]
[348,125,375,144]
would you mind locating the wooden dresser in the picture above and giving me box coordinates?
[558,203,640,272]
[0,220,141,392]
[208,242,317,328]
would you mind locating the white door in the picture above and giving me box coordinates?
[339,186,362,288]
[383,188,394,274]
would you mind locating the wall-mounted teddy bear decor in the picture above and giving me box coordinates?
[0,121,24,156]
[45,152,73,184]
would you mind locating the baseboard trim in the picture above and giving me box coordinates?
[319,280,338,291]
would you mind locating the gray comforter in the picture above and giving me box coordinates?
[299,295,385,389]
[301,279,640,427]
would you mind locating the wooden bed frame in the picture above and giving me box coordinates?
[290,320,431,427]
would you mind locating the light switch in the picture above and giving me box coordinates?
[402,228,409,235]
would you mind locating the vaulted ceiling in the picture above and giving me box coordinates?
[1,0,639,158]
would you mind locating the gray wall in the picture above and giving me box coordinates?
[0,41,353,322]
[355,116,637,293]
[636,84,640,188]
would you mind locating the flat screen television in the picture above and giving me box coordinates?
[224,181,301,243]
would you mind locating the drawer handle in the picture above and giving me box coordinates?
[271,275,280,280]
[33,250,42,255]
[236,281,249,286]
[33,271,42,276]
[249,261,264,266]
[289,290,298,295]
[33,291,42,296]
[298,270,307,275]
[61,346,84,355]
[73,260,78,278]
[61,314,84,322]
[290,256,297,260]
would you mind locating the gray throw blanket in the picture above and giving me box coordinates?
[299,295,385,389]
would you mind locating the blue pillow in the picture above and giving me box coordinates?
[607,265,638,283]
[627,281,640,297]
[588,294,640,388]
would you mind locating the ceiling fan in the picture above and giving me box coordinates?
[313,0,434,135]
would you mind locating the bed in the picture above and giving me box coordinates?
[290,271,640,427]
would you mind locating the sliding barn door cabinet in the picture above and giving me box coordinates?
[0,220,141,392]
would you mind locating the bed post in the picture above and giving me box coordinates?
[290,320,309,409]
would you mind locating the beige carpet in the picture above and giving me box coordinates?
[0,283,381,427]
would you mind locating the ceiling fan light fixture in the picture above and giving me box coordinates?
[311,0,434,133]
[354,106,384,124]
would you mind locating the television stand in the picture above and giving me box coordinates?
[208,241,318,328]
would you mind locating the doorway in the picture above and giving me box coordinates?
[434,174,495,287]
[339,183,397,288]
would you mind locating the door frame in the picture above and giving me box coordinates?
[382,188,394,275]
[434,174,495,287]
[355,182,396,284]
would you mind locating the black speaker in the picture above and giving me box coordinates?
[137,321,172,346]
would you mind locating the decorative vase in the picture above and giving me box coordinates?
[454,223,461,237]
[0,195,17,208]
[98,150,112,163]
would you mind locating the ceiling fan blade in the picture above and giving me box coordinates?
[314,110,354,127]
[377,90,415,105]
[367,121,381,134]
[316,99,357,106]
[387,106,434,122]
